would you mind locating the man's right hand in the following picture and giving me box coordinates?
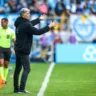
[49,22,57,28]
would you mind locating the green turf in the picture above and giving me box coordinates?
[0,63,50,96]
[45,64,96,96]
[1,64,96,96]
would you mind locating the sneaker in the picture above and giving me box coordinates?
[14,90,19,93]
[19,90,31,94]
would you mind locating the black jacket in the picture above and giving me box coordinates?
[14,17,49,55]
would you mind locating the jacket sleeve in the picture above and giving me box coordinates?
[28,23,50,35]
[30,18,40,26]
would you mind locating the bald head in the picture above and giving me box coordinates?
[20,8,30,20]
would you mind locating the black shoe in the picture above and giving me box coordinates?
[14,90,19,93]
[19,90,31,94]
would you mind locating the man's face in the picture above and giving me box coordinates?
[24,11,30,20]
[1,20,8,28]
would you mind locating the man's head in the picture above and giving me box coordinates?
[20,8,30,20]
[1,18,8,28]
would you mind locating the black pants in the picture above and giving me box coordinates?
[13,52,30,90]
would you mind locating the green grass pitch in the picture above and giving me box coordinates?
[0,64,96,96]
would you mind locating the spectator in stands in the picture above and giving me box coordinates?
[63,0,70,7]
[55,1,66,16]
[20,0,28,8]
[68,0,77,13]
[83,3,90,15]
[69,29,77,44]
[48,0,56,9]
[76,3,83,14]
[28,0,40,14]
[40,46,48,63]
[49,28,56,43]
[37,1,48,14]
[0,6,3,14]
[8,0,17,13]
[57,27,65,42]
[90,0,96,15]
[17,0,28,12]
[40,34,48,47]
[3,3,11,14]
[54,35,62,45]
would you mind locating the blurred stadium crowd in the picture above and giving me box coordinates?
[0,0,96,15]
[1,0,96,62]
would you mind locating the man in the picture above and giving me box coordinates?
[0,18,15,84]
[13,8,56,93]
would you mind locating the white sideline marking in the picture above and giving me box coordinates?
[37,62,55,96]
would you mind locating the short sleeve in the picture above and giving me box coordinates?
[10,29,15,39]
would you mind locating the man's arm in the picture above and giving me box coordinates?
[11,30,16,43]
[11,38,16,54]
[11,32,16,54]
[30,14,47,26]
[30,18,40,26]
[12,38,16,43]
[28,22,56,35]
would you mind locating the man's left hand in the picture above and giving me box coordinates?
[40,14,47,21]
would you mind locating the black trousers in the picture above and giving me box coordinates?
[13,52,30,90]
